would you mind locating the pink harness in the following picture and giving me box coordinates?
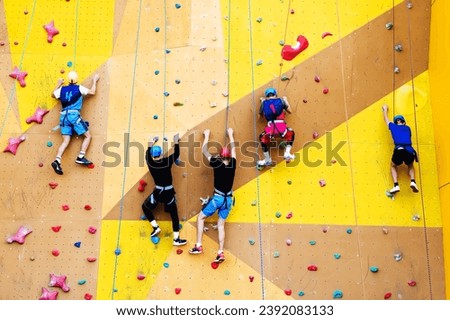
[264,120,287,137]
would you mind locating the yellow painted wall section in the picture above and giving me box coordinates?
[429,0,450,299]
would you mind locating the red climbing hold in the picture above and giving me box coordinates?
[284,289,292,296]
[49,182,58,189]
[87,257,97,262]
[138,179,147,192]
[88,226,97,234]
[307,265,318,271]
[51,249,60,257]
[322,32,333,39]
[51,226,62,232]
[137,274,146,280]
[384,292,392,299]
[9,67,28,87]
[249,275,254,282]
[175,288,182,295]
[211,261,219,269]
[87,163,95,169]
[6,225,32,244]
[3,135,26,155]
[26,106,49,124]
[43,21,59,43]
[286,212,293,219]
[281,35,309,61]
[84,204,92,210]
[408,280,417,287]
[323,88,329,94]
[176,249,183,255]
[314,75,321,83]
[84,293,93,300]
[62,204,70,211]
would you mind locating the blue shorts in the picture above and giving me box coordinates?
[60,111,89,136]
[202,194,233,219]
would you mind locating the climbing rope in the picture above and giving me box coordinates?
[224,0,232,137]
[277,0,293,88]
[0,0,37,137]
[111,0,144,300]
[162,0,168,143]
[405,4,433,299]
[391,0,396,115]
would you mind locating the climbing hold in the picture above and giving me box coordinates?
[9,66,28,87]
[385,190,394,199]
[281,35,309,61]
[412,214,420,221]
[62,204,70,211]
[84,293,93,300]
[382,227,389,234]
[332,290,343,299]
[88,226,97,234]
[393,252,403,261]
[333,253,341,259]
[6,226,32,244]
[175,79,181,84]
[175,288,181,294]
[153,115,158,119]
[211,262,219,269]
[51,249,60,256]
[78,279,87,285]
[284,289,292,296]
[251,200,257,206]
[224,289,231,296]
[394,66,400,73]
[287,180,292,185]
[43,21,59,43]
[26,106,49,124]
[164,92,169,96]
[114,248,121,255]
[256,60,263,66]
[138,179,147,192]
[290,9,295,14]
[4,135,26,155]
[298,291,305,297]
[369,266,379,273]
[307,265,318,271]
[321,32,333,39]
[248,239,255,245]
[175,4,181,9]
[173,102,184,106]
[39,288,58,300]
[249,275,254,282]
[155,27,160,32]
[165,49,171,54]
[151,236,160,244]
[303,98,308,103]
[408,280,417,287]
[199,46,207,52]
[49,182,58,189]
[84,204,92,210]
[256,17,262,23]
[275,212,281,218]
[51,226,61,232]
[273,251,280,258]
[137,274,146,280]
[319,179,326,187]
[286,212,293,219]
[384,292,392,299]
[313,131,319,139]
[346,228,352,234]
[62,42,67,47]
[286,239,292,246]
[74,242,81,248]
[323,88,329,94]
[281,75,290,81]
[386,22,393,30]
[176,249,183,254]
[309,240,316,245]
[49,273,70,292]
[154,70,160,75]
[406,2,413,9]
[163,262,169,268]
[47,141,53,147]
[394,44,403,52]
[38,162,44,167]
[87,257,97,262]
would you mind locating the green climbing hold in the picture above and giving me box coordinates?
[47,141,53,147]
[224,289,231,295]
[249,239,255,245]
[275,212,282,218]
[273,251,280,258]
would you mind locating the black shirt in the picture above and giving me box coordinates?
[146,144,179,186]
[210,156,236,194]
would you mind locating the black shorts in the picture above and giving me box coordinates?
[392,148,415,166]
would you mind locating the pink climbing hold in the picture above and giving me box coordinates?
[88,226,97,234]
[319,179,326,187]
[87,257,97,262]
[281,35,309,61]
[62,204,70,211]
[6,226,32,244]
[286,212,293,219]
[3,135,26,155]
[48,273,70,292]
[9,67,28,87]
[408,280,417,287]
[39,287,58,300]
[26,106,49,124]
[43,20,59,43]
[313,131,319,139]
[137,274,146,280]
[249,275,254,282]
[314,75,321,83]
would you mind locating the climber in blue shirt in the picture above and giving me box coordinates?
[382,104,419,194]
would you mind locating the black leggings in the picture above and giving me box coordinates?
[142,189,180,232]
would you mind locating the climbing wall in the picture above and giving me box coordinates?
[0,0,446,300]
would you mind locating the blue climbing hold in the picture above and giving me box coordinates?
[333,253,341,259]
[298,291,305,296]
[163,262,169,268]
[164,92,169,97]
[155,27,160,32]
[346,228,352,234]
[78,279,87,285]
[175,4,181,9]
[370,266,379,273]
[224,289,230,295]
[154,70,159,75]
[47,141,53,147]
[114,248,121,255]
[153,115,158,119]
[165,49,171,54]
[151,236,160,244]
[67,61,73,67]
[74,241,81,248]
[309,240,316,245]
[333,290,343,299]
[140,214,147,220]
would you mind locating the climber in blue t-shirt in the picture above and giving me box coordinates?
[382,104,419,194]
[50,71,99,175]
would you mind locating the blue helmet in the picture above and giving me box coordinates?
[264,87,277,97]
[150,145,162,157]
[393,115,406,124]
